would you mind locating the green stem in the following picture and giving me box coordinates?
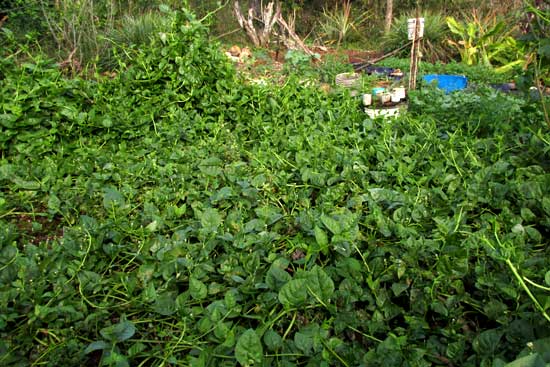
[523,276,550,292]
[346,326,383,343]
[282,311,297,340]
[533,53,550,129]
[506,258,550,323]
[322,340,350,367]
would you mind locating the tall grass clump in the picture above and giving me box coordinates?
[100,11,170,69]
[317,0,370,47]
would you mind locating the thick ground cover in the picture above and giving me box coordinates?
[1,10,550,367]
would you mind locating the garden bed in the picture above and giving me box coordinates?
[1,10,549,367]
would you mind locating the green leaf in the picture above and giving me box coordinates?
[127,342,147,357]
[255,205,283,225]
[159,4,171,13]
[47,194,61,213]
[190,277,208,300]
[517,337,550,360]
[103,186,125,210]
[305,266,334,302]
[391,283,409,297]
[504,354,546,367]
[12,178,40,190]
[473,329,503,356]
[314,226,329,255]
[0,113,17,128]
[103,350,130,367]
[294,324,327,355]
[543,197,550,216]
[101,117,113,128]
[153,293,176,316]
[211,186,234,203]
[321,214,341,235]
[224,289,238,309]
[145,220,159,232]
[84,340,110,354]
[295,331,314,355]
[263,329,282,351]
[100,319,136,343]
[538,39,550,59]
[545,271,550,287]
[235,329,263,366]
[199,207,222,232]
[278,279,308,308]
[446,17,464,36]
[265,258,291,291]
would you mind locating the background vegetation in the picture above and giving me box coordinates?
[0,0,526,69]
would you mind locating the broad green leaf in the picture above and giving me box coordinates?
[314,226,329,254]
[278,279,308,308]
[159,3,171,13]
[199,157,223,177]
[545,271,550,287]
[294,324,327,355]
[103,350,130,367]
[214,322,230,340]
[235,329,263,366]
[543,197,550,216]
[224,289,238,309]
[305,266,334,303]
[473,329,503,356]
[12,178,40,190]
[84,340,110,354]
[199,207,222,232]
[153,292,176,316]
[210,186,233,203]
[145,220,158,232]
[446,17,464,36]
[254,205,283,225]
[101,117,113,128]
[265,258,291,291]
[47,194,61,213]
[481,21,505,41]
[391,283,409,297]
[521,207,537,222]
[517,337,550,360]
[103,186,125,209]
[295,331,314,355]
[504,354,546,367]
[263,329,282,351]
[321,214,341,235]
[127,342,147,357]
[0,113,16,128]
[100,319,136,343]
[190,277,208,300]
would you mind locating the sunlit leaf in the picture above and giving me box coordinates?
[235,329,263,366]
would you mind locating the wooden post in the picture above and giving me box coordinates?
[384,0,393,34]
[408,10,422,90]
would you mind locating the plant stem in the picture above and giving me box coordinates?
[523,276,550,292]
[506,258,550,323]
[533,53,550,128]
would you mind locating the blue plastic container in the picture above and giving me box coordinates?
[423,74,468,93]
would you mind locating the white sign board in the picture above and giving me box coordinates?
[407,18,425,40]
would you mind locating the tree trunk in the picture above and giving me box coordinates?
[384,0,393,34]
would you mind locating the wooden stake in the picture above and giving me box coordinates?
[408,10,422,90]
